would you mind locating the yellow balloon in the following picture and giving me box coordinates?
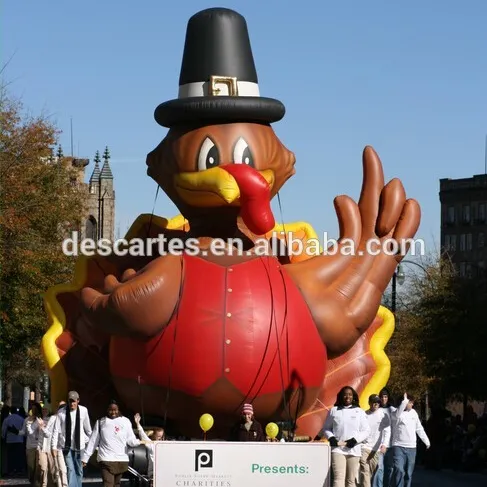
[265,422,279,439]
[199,413,214,432]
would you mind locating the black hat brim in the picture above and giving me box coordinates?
[154,96,285,128]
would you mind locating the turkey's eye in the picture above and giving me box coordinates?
[233,137,254,168]
[197,137,220,171]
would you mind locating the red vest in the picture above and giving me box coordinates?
[110,254,327,398]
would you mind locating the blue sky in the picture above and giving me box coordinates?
[3,0,487,262]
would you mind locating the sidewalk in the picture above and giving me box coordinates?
[0,467,105,486]
[0,477,109,486]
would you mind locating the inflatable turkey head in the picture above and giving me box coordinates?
[146,7,296,235]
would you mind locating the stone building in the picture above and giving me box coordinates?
[55,145,116,242]
[84,147,115,241]
[439,174,487,277]
[61,146,115,241]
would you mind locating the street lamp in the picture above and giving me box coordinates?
[391,258,429,313]
[391,264,406,313]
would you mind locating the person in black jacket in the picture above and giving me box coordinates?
[229,404,265,442]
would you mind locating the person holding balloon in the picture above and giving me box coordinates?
[229,404,265,442]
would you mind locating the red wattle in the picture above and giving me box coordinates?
[220,164,275,235]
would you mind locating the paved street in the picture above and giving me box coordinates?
[411,467,487,487]
[0,477,109,486]
[1,467,487,486]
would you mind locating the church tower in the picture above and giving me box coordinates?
[85,146,116,241]
[53,144,116,241]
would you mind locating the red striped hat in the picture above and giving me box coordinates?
[242,403,254,415]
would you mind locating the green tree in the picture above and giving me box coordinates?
[384,255,487,416]
[386,307,432,402]
[416,259,487,411]
[0,86,85,404]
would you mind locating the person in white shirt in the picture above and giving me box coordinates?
[373,387,396,487]
[359,395,391,487]
[19,402,43,486]
[82,401,143,487]
[38,402,67,487]
[322,386,371,487]
[44,401,68,487]
[50,391,92,487]
[390,393,430,487]
[134,412,164,478]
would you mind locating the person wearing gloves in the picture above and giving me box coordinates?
[81,401,143,487]
[390,393,430,487]
[323,386,371,487]
[359,394,391,487]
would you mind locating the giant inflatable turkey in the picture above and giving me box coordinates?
[42,7,420,438]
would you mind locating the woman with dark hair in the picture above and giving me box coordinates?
[81,401,145,487]
[323,386,370,487]
[374,387,397,487]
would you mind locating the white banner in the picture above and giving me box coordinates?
[154,441,330,487]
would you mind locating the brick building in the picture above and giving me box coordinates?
[439,174,487,277]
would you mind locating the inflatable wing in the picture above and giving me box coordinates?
[41,214,189,417]
[265,221,395,438]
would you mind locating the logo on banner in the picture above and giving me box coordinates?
[195,449,213,471]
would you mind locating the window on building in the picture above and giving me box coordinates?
[478,261,485,277]
[479,203,486,222]
[85,216,97,240]
[462,205,470,223]
[444,235,450,250]
[466,233,472,251]
[459,262,466,277]
[460,234,466,251]
[89,185,96,194]
[479,232,485,248]
[450,235,457,251]
[447,206,455,224]
[466,263,473,278]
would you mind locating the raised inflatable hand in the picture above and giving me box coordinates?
[285,146,420,357]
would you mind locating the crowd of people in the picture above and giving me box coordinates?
[1,387,485,487]
[0,393,273,487]
[423,404,487,473]
[319,386,430,487]
[0,391,153,487]
[319,386,487,487]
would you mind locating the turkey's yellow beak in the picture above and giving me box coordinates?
[174,166,274,206]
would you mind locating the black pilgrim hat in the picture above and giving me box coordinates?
[154,7,285,128]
